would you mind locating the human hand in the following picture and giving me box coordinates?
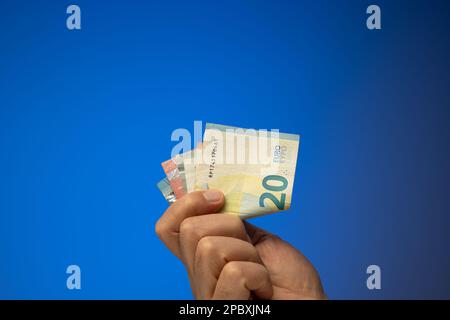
[155,190,326,300]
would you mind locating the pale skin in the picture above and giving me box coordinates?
[155,190,326,300]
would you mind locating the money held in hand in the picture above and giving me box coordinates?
[157,123,300,219]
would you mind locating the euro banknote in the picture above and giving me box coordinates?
[156,177,177,204]
[177,143,203,194]
[157,123,300,219]
[195,123,300,218]
[161,155,187,198]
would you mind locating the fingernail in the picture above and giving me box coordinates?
[203,190,223,203]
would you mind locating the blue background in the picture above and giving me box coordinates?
[1,0,449,299]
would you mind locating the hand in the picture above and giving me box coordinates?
[155,190,326,300]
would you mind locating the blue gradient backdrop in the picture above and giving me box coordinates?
[1,0,449,299]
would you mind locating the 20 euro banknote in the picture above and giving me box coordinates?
[195,123,300,219]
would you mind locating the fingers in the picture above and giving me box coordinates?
[155,190,224,258]
[179,213,250,275]
[212,261,273,300]
[155,191,274,300]
[243,221,272,245]
[193,236,261,299]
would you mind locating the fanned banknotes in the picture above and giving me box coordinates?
[157,123,300,219]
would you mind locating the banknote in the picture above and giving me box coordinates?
[195,123,300,219]
[156,178,177,204]
[161,156,187,198]
[182,149,196,193]
[178,143,203,194]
